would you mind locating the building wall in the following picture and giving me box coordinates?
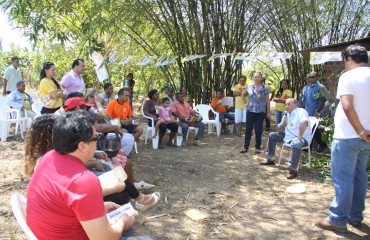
[322,61,344,98]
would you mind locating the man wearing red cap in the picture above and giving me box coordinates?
[63,97,95,111]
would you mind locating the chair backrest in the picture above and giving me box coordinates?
[141,107,154,125]
[195,104,212,121]
[0,96,15,120]
[32,102,43,116]
[10,194,38,240]
[26,92,37,102]
[308,116,320,144]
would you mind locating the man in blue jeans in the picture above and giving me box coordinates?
[301,71,329,152]
[260,98,312,179]
[315,44,370,233]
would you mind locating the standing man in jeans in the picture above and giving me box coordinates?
[2,56,22,95]
[301,71,329,152]
[316,45,370,233]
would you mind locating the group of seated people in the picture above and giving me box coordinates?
[3,57,331,239]
[25,111,159,239]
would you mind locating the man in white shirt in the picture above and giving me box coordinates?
[61,59,86,95]
[316,45,370,233]
[7,81,36,119]
[2,57,22,95]
[100,82,115,108]
[260,98,311,179]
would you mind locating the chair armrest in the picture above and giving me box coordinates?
[208,106,220,121]
[142,112,155,127]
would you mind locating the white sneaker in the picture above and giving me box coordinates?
[134,180,155,190]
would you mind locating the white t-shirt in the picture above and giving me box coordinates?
[283,107,312,143]
[334,66,370,139]
[3,65,22,92]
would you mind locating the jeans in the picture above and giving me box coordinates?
[219,112,235,122]
[275,110,284,127]
[121,133,135,156]
[266,132,307,170]
[244,111,265,149]
[327,138,370,227]
[90,163,112,176]
[179,121,206,140]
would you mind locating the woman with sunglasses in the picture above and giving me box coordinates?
[39,62,66,114]
[84,88,107,120]
[273,79,292,126]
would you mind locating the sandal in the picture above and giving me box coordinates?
[240,148,248,153]
[135,192,161,212]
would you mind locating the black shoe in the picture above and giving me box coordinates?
[317,144,329,153]
[287,170,298,179]
[260,160,275,165]
[348,219,362,227]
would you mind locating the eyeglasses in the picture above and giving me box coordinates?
[308,76,317,78]
[86,133,100,142]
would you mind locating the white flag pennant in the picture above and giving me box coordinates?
[208,53,234,61]
[181,55,206,62]
[119,55,134,65]
[136,56,157,66]
[155,56,177,66]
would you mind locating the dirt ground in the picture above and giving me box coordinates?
[1,109,370,240]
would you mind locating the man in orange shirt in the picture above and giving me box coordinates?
[106,88,143,141]
[211,89,235,133]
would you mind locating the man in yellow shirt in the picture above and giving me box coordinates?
[233,76,248,136]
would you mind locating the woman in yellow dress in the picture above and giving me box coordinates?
[272,79,292,126]
[39,62,65,114]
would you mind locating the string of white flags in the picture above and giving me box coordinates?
[92,51,370,81]
[91,51,294,81]
[310,51,370,65]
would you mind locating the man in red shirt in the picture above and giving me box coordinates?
[26,111,135,239]
[210,89,235,133]
[171,92,205,146]
[106,88,143,141]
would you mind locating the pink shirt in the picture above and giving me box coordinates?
[171,101,193,120]
[61,70,85,94]
[27,150,106,239]
[159,106,171,122]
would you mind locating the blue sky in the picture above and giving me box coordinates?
[0,11,32,52]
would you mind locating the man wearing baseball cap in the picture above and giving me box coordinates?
[163,87,175,104]
[63,97,94,111]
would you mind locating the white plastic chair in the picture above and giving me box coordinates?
[195,104,220,137]
[10,194,38,240]
[31,102,43,117]
[176,125,198,146]
[0,96,28,141]
[277,116,320,169]
[142,108,160,149]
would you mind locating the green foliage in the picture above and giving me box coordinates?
[1,0,369,104]
[309,156,331,169]
[314,92,326,100]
